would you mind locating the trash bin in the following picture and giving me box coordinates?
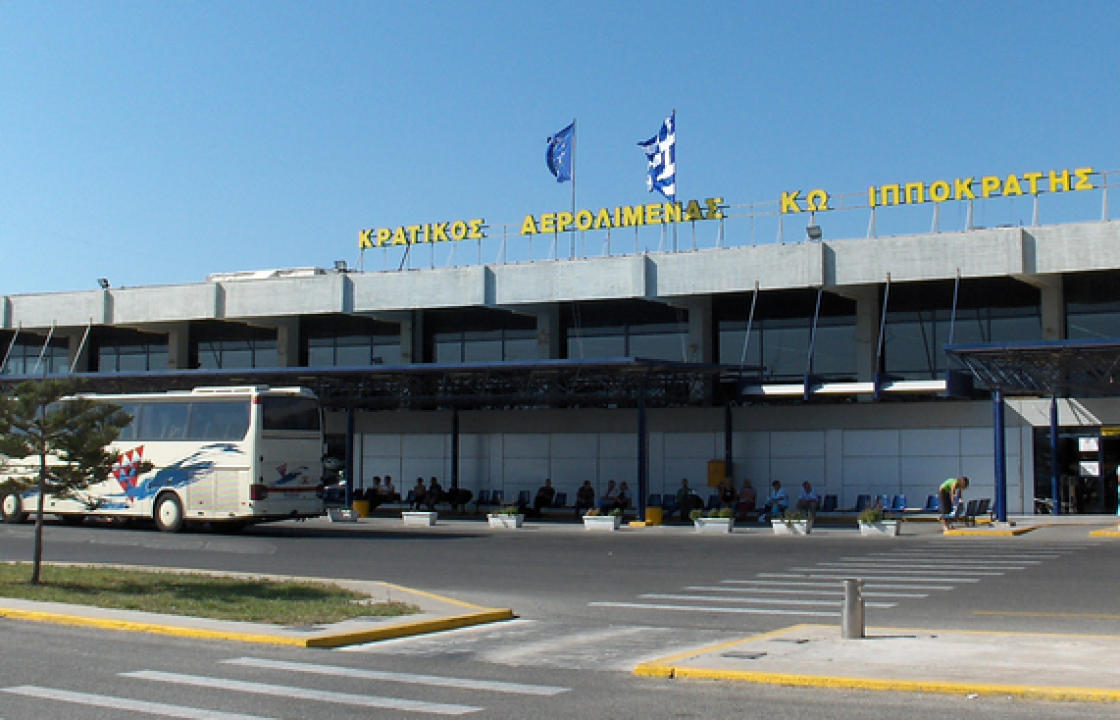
[352,500,370,518]
[645,506,663,525]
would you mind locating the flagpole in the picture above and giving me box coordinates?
[570,117,577,258]
[671,108,678,252]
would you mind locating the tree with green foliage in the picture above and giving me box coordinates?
[0,379,132,585]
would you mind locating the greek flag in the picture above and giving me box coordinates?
[545,122,575,183]
[637,112,676,200]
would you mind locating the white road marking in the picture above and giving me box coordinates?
[588,601,839,617]
[757,572,982,583]
[685,585,927,598]
[722,578,955,590]
[785,565,1006,576]
[1,685,274,720]
[824,561,1029,570]
[120,670,482,716]
[477,625,652,663]
[638,593,897,608]
[223,657,568,696]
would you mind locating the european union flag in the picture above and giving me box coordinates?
[545,122,575,183]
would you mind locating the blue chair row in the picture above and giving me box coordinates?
[476,488,572,511]
[842,493,910,513]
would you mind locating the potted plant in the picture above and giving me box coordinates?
[487,504,525,529]
[693,506,735,533]
[582,507,622,531]
[858,506,900,536]
[772,509,811,535]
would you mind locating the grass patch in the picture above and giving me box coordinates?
[0,564,419,625]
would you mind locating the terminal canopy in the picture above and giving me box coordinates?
[0,358,737,412]
[946,339,1120,398]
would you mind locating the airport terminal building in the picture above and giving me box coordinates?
[4,167,1120,516]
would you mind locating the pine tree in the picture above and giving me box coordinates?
[0,380,132,584]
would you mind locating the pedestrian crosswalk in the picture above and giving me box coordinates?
[1,655,570,718]
[587,544,1087,620]
[342,618,728,671]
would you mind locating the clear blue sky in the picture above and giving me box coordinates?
[2,1,1117,295]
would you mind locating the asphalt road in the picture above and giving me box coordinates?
[0,516,1116,719]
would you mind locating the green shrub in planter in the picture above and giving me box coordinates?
[717,507,734,519]
[859,506,884,524]
[689,509,703,522]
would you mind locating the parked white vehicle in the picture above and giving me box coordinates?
[0,385,325,532]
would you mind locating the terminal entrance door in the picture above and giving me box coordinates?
[1034,427,1120,514]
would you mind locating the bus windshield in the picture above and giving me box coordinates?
[261,396,320,431]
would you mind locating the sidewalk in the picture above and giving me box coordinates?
[0,566,513,649]
[635,623,1120,703]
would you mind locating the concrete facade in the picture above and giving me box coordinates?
[6,220,1120,514]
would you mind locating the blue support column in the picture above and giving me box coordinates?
[993,389,1007,522]
[451,408,460,491]
[637,381,648,520]
[1050,397,1061,516]
[344,408,355,508]
[724,404,733,483]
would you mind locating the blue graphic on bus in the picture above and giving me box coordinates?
[274,463,309,486]
[96,443,244,509]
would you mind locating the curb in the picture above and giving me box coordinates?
[0,563,515,648]
[942,525,1036,536]
[632,624,1120,704]
[634,662,1120,703]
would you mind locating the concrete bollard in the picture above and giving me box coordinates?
[841,578,864,639]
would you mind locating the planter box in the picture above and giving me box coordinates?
[693,517,735,533]
[487,513,524,529]
[582,515,622,531]
[402,511,437,527]
[859,520,900,536]
[771,519,811,535]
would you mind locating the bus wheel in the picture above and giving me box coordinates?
[1,494,27,524]
[154,494,184,533]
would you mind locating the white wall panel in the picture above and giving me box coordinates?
[843,429,899,456]
[550,433,597,458]
[771,431,824,457]
[901,428,959,456]
[503,433,548,459]
[600,433,637,458]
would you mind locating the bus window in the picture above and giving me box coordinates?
[116,403,141,442]
[188,401,249,440]
[261,396,320,431]
[139,402,190,440]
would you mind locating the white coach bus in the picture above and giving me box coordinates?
[0,386,325,532]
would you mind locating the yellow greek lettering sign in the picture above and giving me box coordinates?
[359,218,486,249]
[520,197,725,235]
[788,166,1096,213]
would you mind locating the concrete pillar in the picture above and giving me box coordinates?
[400,310,425,364]
[273,318,300,367]
[535,306,561,360]
[166,323,190,370]
[843,285,879,383]
[669,296,712,362]
[1040,275,1065,340]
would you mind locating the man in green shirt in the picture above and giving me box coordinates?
[939,476,969,530]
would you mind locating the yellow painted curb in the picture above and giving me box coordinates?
[635,663,1120,703]
[634,624,1120,703]
[306,608,515,648]
[0,606,308,647]
[0,564,516,648]
[943,525,1035,536]
[1089,528,1120,537]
